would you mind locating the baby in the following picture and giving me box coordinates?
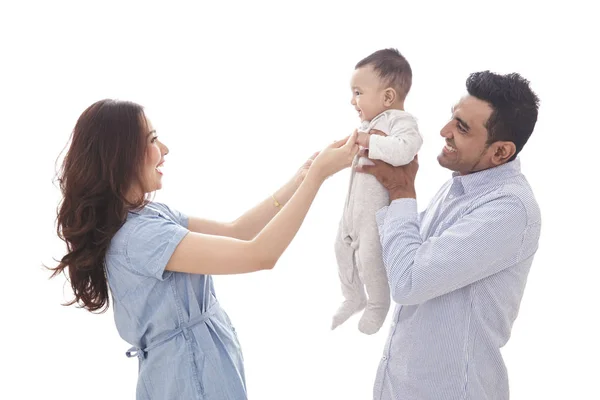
[332,48,423,334]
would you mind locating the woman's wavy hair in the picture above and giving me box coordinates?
[49,99,151,312]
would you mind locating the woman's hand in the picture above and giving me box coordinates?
[309,130,359,182]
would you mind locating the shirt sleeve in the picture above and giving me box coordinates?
[368,113,423,166]
[375,194,532,305]
[151,202,189,228]
[125,213,189,280]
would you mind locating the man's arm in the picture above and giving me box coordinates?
[376,194,535,305]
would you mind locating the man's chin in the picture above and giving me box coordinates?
[437,153,456,171]
[437,153,448,166]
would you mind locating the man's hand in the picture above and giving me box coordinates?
[356,149,419,201]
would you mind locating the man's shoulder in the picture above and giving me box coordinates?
[467,172,540,227]
[497,173,541,224]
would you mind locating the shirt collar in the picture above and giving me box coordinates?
[451,158,522,193]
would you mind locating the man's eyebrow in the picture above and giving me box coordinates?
[451,107,470,131]
[455,116,470,131]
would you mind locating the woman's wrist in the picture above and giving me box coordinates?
[304,167,326,186]
[274,163,324,208]
[291,171,304,189]
[272,174,303,209]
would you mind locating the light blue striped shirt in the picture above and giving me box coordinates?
[373,158,541,400]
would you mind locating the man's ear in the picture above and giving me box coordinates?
[490,141,517,165]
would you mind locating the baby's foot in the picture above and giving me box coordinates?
[331,300,366,330]
[358,303,389,335]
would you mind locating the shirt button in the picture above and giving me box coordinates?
[382,355,388,361]
[448,194,454,199]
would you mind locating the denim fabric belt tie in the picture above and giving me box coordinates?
[126,302,218,360]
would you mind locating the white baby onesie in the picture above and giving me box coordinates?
[332,109,422,334]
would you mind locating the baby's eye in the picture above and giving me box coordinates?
[354,91,360,96]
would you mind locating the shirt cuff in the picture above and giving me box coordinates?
[375,205,389,228]
[387,198,418,220]
[375,198,418,228]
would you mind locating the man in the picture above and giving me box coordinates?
[358,71,541,400]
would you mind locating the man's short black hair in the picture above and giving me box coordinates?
[466,71,540,161]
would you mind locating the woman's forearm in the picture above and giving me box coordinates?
[251,170,324,267]
[230,175,301,240]
[165,171,324,275]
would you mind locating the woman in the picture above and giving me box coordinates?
[50,99,358,399]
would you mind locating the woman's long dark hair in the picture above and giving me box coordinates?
[50,99,149,312]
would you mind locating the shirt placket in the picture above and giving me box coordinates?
[374,305,402,399]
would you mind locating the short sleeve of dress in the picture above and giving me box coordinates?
[152,202,189,228]
[125,211,189,280]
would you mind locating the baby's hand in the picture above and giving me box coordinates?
[369,129,387,137]
[357,129,387,148]
[357,132,370,148]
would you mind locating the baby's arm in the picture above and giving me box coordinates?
[367,113,423,167]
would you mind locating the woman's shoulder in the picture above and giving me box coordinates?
[108,202,187,255]
[139,202,188,228]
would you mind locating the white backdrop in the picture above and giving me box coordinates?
[2,0,598,399]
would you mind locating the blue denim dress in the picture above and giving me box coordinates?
[105,202,246,399]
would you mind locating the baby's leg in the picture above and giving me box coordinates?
[332,224,366,330]
[355,219,391,335]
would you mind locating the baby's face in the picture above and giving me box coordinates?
[350,65,387,122]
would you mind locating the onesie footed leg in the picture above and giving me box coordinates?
[358,300,390,334]
[332,296,367,330]
[356,241,391,335]
[332,234,366,330]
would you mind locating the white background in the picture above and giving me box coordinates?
[2,0,598,399]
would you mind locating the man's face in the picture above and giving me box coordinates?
[438,95,496,175]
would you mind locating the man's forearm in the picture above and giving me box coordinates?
[377,195,530,305]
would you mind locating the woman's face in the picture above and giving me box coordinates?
[140,116,169,193]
